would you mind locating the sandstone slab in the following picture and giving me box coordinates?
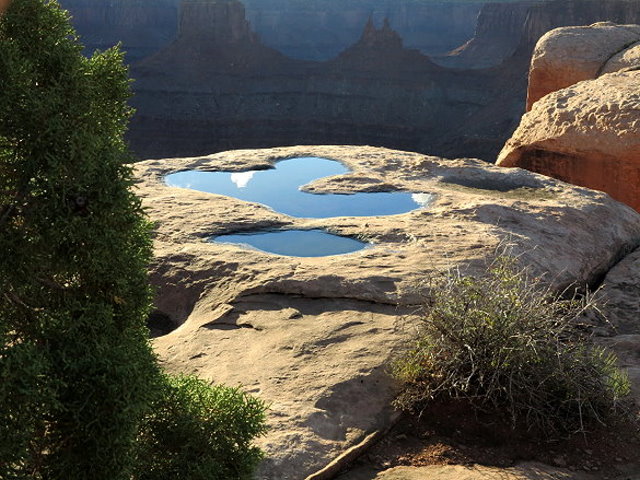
[525,22,640,110]
[592,247,640,404]
[602,40,640,73]
[135,145,640,479]
[339,463,603,480]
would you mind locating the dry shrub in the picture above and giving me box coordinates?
[393,256,631,437]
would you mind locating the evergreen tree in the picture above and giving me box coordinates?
[0,1,160,478]
[0,3,267,478]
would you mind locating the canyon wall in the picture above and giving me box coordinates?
[451,0,640,68]
[59,0,640,163]
[179,0,257,43]
[436,1,541,68]
[243,0,483,60]
[59,0,178,62]
[128,0,506,161]
[59,0,482,62]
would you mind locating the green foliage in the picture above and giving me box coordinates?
[0,4,268,480]
[0,0,159,478]
[393,256,631,436]
[134,374,268,480]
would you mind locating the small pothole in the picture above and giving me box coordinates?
[147,310,177,338]
[211,229,370,257]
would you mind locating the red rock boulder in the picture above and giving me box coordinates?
[525,22,640,110]
[498,23,640,211]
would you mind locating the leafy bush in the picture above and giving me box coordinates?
[134,374,268,480]
[393,256,631,436]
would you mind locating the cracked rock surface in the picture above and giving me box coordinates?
[134,145,640,479]
[595,247,640,404]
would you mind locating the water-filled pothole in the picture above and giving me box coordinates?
[212,229,368,257]
[165,156,432,218]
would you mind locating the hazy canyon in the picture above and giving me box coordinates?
[60,0,640,162]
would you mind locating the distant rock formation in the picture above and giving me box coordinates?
[58,0,178,62]
[59,0,481,62]
[329,17,441,74]
[357,17,402,50]
[57,0,640,163]
[129,1,497,161]
[242,0,482,60]
[136,0,290,75]
[437,1,539,69]
[178,0,256,44]
[443,0,640,69]
[498,23,640,211]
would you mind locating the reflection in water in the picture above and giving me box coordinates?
[411,193,433,206]
[212,229,368,257]
[166,157,433,218]
[230,171,256,188]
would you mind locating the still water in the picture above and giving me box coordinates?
[212,229,368,257]
[165,157,432,218]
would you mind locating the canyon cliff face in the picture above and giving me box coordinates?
[128,0,506,161]
[437,1,539,69]
[447,0,640,69]
[179,0,257,44]
[431,0,640,160]
[498,23,640,211]
[60,0,640,163]
[243,0,482,60]
[60,0,481,62]
[59,0,178,62]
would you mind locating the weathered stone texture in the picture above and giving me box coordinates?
[525,22,640,110]
[499,23,640,212]
[135,145,640,479]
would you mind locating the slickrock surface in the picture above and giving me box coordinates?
[525,22,640,110]
[340,463,602,480]
[134,145,640,479]
[343,243,640,480]
[595,247,640,403]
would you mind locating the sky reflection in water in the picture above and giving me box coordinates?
[165,157,432,219]
[212,229,368,257]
